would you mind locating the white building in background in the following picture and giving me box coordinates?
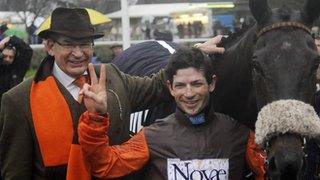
[106,2,235,41]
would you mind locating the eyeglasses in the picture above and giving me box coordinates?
[55,41,93,50]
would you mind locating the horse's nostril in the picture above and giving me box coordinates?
[267,156,281,179]
[268,156,277,171]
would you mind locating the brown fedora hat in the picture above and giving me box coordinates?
[38,7,104,39]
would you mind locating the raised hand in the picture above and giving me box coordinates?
[80,63,107,114]
[0,36,10,50]
[195,35,225,54]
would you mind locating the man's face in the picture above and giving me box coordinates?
[168,67,216,116]
[315,38,320,56]
[112,46,123,57]
[48,35,93,78]
[1,48,15,65]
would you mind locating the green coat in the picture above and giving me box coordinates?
[0,56,170,179]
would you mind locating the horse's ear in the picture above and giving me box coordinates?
[302,0,320,25]
[249,0,271,25]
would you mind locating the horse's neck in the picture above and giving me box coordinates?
[225,25,256,72]
[216,25,257,92]
[213,25,258,129]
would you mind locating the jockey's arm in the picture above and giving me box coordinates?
[246,131,266,180]
[78,111,149,179]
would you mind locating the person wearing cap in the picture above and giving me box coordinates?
[0,7,175,180]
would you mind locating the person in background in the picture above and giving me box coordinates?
[111,31,179,131]
[313,33,320,114]
[91,52,102,64]
[153,29,173,42]
[306,33,320,179]
[0,24,8,41]
[0,35,33,106]
[78,47,265,180]
[315,35,320,56]
[110,44,123,60]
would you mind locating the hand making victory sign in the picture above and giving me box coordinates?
[80,63,108,115]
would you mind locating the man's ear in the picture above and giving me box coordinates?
[45,40,55,56]
[209,75,217,92]
[166,80,175,96]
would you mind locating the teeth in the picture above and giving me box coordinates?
[186,101,196,104]
[70,60,84,64]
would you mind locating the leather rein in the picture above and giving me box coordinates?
[257,21,311,37]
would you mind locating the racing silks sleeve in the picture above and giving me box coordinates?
[78,111,150,179]
[246,131,266,180]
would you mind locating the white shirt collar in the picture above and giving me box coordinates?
[52,62,75,87]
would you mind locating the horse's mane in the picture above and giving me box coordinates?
[211,21,258,129]
[218,21,256,49]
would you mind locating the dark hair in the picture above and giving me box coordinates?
[3,44,16,55]
[154,30,173,41]
[166,47,214,84]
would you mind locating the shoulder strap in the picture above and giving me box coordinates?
[156,40,176,54]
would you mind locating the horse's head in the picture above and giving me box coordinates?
[249,0,320,108]
[266,133,306,180]
[255,100,320,180]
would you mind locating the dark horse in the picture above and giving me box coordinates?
[266,133,307,179]
[211,0,320,179]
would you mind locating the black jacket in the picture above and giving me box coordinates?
[0,36,33,104]
[144,108,250,180]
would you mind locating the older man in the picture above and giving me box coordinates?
[0,7,173,180]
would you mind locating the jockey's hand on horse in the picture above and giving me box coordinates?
[80,63,108,120]
[195,35,225,54]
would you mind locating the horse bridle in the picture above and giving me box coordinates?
[256,21,311,165]
[257,21,311,38]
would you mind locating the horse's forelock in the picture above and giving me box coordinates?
[278,5,293,21]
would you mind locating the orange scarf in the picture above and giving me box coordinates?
[30,76,90,180]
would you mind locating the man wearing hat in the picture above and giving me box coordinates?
[0,7,174,180]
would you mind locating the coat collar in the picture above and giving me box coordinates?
[174,103,216,127]
[34,55,55,83]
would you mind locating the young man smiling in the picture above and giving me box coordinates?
[78,47,265,180]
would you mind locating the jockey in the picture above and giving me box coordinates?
[78,46,266,180]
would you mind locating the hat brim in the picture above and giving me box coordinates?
[38,29,104,39]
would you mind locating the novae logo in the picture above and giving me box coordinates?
[167,158,229,180]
